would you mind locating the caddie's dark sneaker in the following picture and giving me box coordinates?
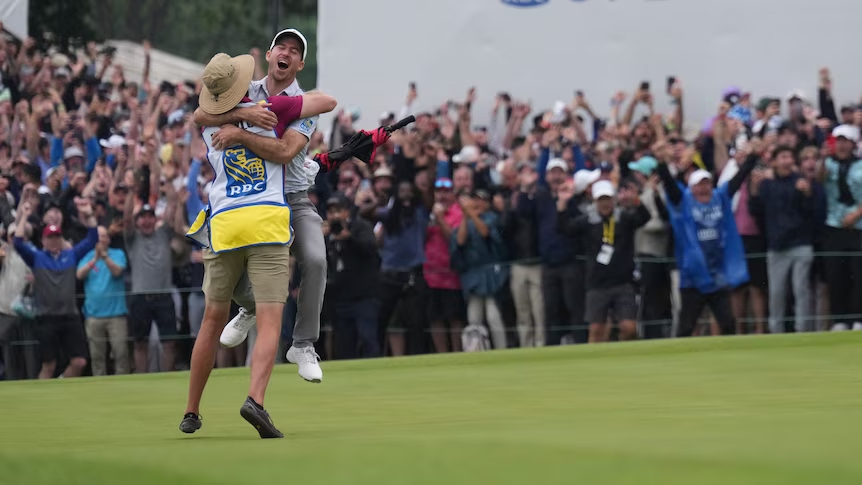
[240,397,283,439]
[179,412,202,434]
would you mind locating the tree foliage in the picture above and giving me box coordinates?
[30,0,318,87]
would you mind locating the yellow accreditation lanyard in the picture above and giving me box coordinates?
[602,216,616,246]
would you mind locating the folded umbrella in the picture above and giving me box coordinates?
[314,116,415,172]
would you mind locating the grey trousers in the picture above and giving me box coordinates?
[510,264,544,347]
[231,192,326,348]
[767,245,814,334]
[85,316,130,376]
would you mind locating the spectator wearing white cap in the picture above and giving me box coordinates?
[517,140,586,345]
[453,145,495,191]
[656,140,758,337]
[556,179,650,342]
[821,124,862,331]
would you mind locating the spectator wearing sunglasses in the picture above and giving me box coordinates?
[423,178,466,352]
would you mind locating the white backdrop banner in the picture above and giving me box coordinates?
[0,0,28,39]
[318,0,861,132]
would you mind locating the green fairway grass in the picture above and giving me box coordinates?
[1,333,861,484]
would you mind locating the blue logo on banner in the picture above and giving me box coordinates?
[501,0,549,7]
[224,147,266,198]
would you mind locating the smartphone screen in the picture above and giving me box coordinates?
[640,81,650,91]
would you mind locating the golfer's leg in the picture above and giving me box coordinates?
[231,271,256,314]
[245,245,291,404]
[186,249,243,414]
[288,196,326,348]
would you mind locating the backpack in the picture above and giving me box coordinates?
[461,324,490,352]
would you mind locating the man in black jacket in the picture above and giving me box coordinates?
[325,193,381,359]
[504,162,544,347]
[748,145,825,333]
[557,180,650,343]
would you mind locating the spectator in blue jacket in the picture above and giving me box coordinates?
[13,192,98,379]
[656,141,758,337]
[451,189,508,349]
[748,146,826,333]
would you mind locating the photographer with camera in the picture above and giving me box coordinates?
[324,193,381,359]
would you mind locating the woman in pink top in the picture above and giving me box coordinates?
[731,162,768,334]
[424,178,466,352]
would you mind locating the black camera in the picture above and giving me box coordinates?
[330,221,344,236]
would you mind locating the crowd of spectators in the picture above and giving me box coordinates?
[1,26,860,379]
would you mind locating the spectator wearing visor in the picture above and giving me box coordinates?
[627,154,673,338]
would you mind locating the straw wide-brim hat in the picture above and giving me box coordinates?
[199,53,255,115]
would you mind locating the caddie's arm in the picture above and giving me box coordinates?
[211,126,306,166]
[193,105,278,132]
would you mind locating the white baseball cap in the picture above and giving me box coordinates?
[591,180,616,199]
[99,134,126,150]
[270,29,308,61]
[573,168,601,195]
[452,145,480,164]
[833,124,861,143]
[546,158,569,173]
[688,169,714,188]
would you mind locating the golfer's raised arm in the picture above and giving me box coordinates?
[300,91,337,119]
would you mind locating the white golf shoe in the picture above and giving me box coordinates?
[219,308,256,347]
[286,346,323,383]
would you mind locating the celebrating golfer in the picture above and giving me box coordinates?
[180,51,336,438]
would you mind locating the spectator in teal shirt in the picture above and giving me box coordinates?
[821,125,862,331]
[76,226,129,375]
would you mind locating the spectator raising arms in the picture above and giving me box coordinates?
[556,179,650,342]
[123,149,184,373]
[657,140,758,337]
[14,190,98,378]
[374,180,429,356]
[748,146,826,333]
[450,189,509,350]
[423,178,466,353]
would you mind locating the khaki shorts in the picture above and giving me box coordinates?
[203,244,291,303]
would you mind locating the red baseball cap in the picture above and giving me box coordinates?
[42,225,62,238]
